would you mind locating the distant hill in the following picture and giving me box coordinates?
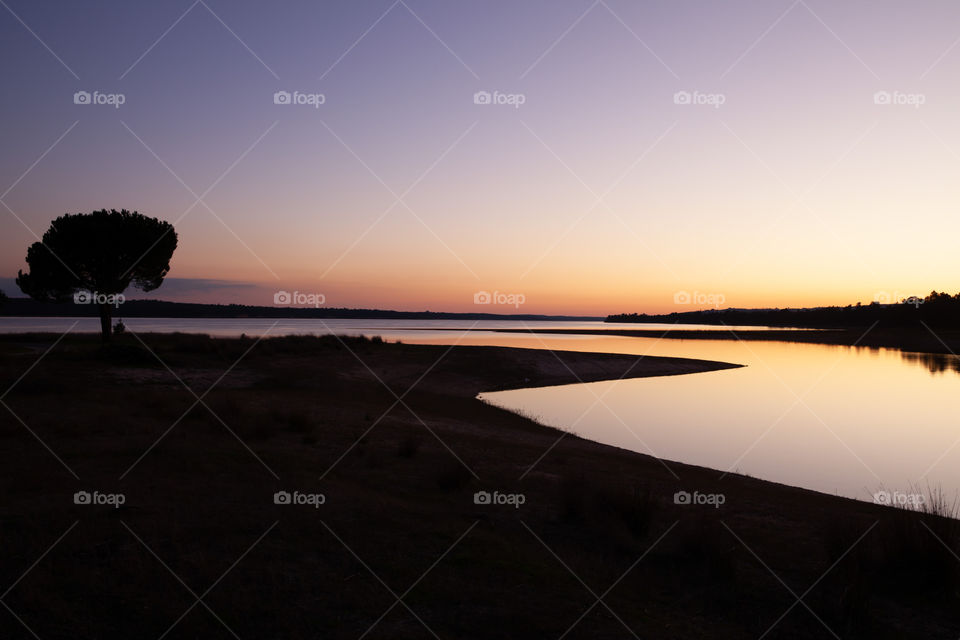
[0,297,601,321]
[607,291,960,329]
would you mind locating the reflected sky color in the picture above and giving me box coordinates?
[478,334,960,502]
[3,1,960,313]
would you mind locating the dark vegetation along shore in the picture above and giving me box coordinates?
[0,296,600,321]
[492,327,960,361]
[608,291,960,329]
[2,332,959,638]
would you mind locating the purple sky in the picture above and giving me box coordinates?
[3,0,960,313]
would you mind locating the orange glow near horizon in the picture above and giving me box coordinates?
[4,1,960,315]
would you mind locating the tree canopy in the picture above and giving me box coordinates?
[17,209,177,339]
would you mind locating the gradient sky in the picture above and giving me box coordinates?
[2,0,960,314]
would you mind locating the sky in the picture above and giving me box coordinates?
[2,0,960,315]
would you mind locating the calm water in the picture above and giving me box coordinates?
[475,335,960,502]
[2,317,956,501]
[0,317,800,338]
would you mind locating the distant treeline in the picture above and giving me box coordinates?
[0,297,600,321]
[607,291,960,328]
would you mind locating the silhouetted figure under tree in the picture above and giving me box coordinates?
[17,209,177,341]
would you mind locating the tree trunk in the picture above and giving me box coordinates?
[99,303,112,342]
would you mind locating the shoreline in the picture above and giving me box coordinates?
[490,326,960,355]
[14,320,960,358]
[392,325,960,357]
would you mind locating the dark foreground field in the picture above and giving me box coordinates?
[1,333,958,639]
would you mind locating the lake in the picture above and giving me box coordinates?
[0,317,797,337]
[474,333,960,504]
[2,317,956,503]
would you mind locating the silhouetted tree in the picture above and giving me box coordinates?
[17,210,177,341]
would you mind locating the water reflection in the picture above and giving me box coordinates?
[473,334,960,503]
[901,351,960,376]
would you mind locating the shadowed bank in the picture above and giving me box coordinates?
[1,333,957,639]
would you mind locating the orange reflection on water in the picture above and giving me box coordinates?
[430,333,960,502]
